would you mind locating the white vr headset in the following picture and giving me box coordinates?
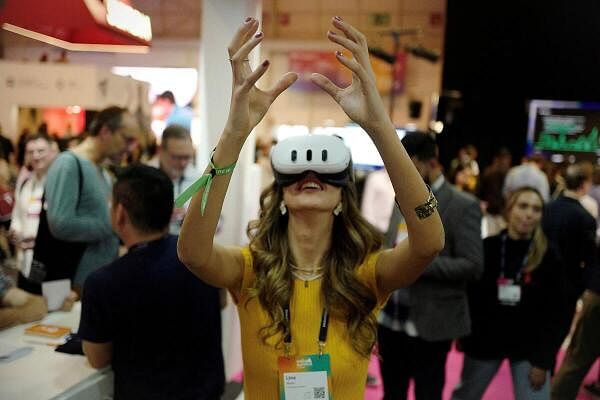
[271,135,352,187]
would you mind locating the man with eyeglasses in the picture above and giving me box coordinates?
[147,124,200,234]
[29,106,140,294]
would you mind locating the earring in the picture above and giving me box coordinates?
[333,202,343,216]
[280,200,287,215]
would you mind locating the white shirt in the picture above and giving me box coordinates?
[10,174,46,277]
[580,194,599,219]
[146,159,202,234]
[361,169,396,233]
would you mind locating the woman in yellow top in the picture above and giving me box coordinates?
[178,16,445,400]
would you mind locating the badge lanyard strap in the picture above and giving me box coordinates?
[499,232,533,282]
[283,305,329,357]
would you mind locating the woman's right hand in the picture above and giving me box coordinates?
[224,18,297,139]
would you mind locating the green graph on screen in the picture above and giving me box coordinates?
[535,127,599,152]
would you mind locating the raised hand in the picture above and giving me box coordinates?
[224,18,298,138]
[310,17,392,133]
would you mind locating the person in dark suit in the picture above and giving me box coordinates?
[379,132,483,400]
[542,162,597,348]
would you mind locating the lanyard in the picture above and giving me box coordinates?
[499,232,532,282]
[283,304,329,356]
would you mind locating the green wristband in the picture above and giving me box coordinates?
[174,150,236,215]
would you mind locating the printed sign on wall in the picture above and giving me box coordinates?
[288,51,396,94]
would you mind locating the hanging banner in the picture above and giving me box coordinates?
[288,51,395,94]
[288,51,351,91]
[371,57,393,94]
[392,51,408,95]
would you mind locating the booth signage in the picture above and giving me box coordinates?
[527,100,600,163]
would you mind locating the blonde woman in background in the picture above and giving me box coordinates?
[452,187,566,400]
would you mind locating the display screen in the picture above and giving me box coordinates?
[526,99,600,163]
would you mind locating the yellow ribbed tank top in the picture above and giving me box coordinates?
[236,247,386,400]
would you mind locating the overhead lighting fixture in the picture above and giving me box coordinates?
[0,0,152,53]
[404,44,440,63]
[105,0,152,42]
[369,45,439,64]
[2,23,150,53]
[372,29,440,63]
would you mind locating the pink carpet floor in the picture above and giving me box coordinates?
[364,348,600,400]
[232,348,599,399]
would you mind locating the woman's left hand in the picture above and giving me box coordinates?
[310,17,392,133]
[528,366,547,391]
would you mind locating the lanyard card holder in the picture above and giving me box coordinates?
[279,306,332,399]
[278,353,332,400]
[497,233,529,306]
[497,278,521,306]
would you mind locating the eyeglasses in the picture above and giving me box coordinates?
[115,130,138,146]
[166,152,193,162]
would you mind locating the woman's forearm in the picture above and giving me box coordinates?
[177,133,245,270]
[369,123,445,256]
[178,17,297,286]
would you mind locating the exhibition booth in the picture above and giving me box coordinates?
[0,60,151,141]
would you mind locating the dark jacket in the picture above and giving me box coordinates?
[384,180,484,341]
[543,195,596,302]
[587,248,600,294]
[461,232,566,370]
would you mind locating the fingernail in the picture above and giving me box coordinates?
[255,32,263,38]
[262,60,270,67]
[334,16,343,21]
[335,50,343,57]
[328,30,336,36]
[244,17,252,23]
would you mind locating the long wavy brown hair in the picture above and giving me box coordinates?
[504,186,547,272]
[246,180,383,358]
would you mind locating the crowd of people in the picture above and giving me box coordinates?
[0,16,598,400]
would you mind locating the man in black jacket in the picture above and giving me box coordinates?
[542,163,597,345]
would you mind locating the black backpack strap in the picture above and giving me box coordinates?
[41,151,83,207]
[70,152,84,209]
